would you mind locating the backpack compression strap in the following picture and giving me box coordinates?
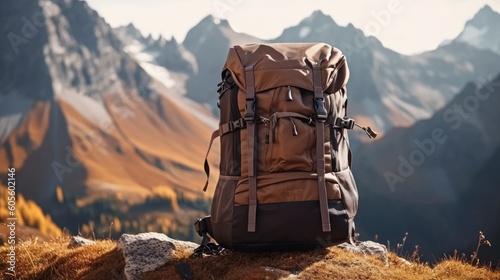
[244,65,257,233]
[202,130,220,192]
[202,118,247,192]
[312,60,331,232]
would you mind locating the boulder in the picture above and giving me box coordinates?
[117,232,198,280]
[338,241,389,265]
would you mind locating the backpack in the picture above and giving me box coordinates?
[195,43,376,252]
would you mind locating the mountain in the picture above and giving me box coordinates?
[156,37,197,75]
[272,10,500,137]
[116,16,263,110]
[113,23,148,45]
[448,5,500,55]
[113,25,198,97]
[459,147,500,262]
[0,0,217,239]
[353,74,500,261]
[140,9,500,148]
[182,16,263,108]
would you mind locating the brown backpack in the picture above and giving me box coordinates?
[195,43,376,252]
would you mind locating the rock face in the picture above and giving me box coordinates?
[0,0,218,241]
[68,236,96,248]
[117,232,198,280]
[338,241,389,266]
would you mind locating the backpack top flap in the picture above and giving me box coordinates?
[223,43,349,94]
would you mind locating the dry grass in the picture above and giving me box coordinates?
[1,238,498,280]
[0,237,124,280]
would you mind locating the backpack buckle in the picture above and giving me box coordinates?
[334,116,355,129]
[228,118,246,132]
[194,217,212,237]
[244,98,256,122]
[314,97,327,121]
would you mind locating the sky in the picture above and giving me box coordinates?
[85,0,500,55]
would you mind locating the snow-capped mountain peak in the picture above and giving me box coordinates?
[467,5,498,28]
[452,5,500,54]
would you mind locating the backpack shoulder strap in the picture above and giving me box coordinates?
[311,59,331,233]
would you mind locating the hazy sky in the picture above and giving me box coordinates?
[85,0,500,55]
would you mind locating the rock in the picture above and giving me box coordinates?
[262,266,297,278]
[338,241,389,265]
[337,242,363,254]
[117,232,198,280]
[358,241,389,265]
[68,236,95,248]
[398,257,412,266]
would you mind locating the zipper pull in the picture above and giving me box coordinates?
[355,123,378,139]
[286,86,293,101]
[290,117,298,136]
[261,117,270,144]
[271,114,278,143]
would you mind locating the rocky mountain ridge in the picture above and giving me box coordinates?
[120,7,500,146]
[0,0,218,240]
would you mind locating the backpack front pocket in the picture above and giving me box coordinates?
[267,114,315,173]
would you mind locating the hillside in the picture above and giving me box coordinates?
[354,73,500,261]
[0,236,498,280]
[0,0,218,240]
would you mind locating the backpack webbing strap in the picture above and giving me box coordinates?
[202,129,221,192]
[193,217,225,258]
[220,118,246,136]
[312,62,331,232]
[202,117,246,187]
[244,65,257,232]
